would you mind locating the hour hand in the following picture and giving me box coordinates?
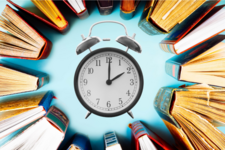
[106,72,125,85]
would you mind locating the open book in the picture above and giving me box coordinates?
[0,106,69,150]
[0,5,51,60]
[154,84,225,149]
[166,35,225,87]
[0,91,54,139]
[0,61,48,96]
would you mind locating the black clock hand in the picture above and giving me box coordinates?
[111,72,125,82]
[108,61,111,81]
[106,72,125,85]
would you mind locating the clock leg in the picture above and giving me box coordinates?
[127,111,134,119]
[85,111,92,119]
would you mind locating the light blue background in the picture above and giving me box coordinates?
[0,1,225,150]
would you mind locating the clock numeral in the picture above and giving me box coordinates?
[127,67,131,74]
[119,98,123,104]
[107,101,111,108]
[96,98,100,105]
[87,90,91,96]
[88,68,94,74]
[106,57,112,63]
[119,59,121,66]
[96,60,101,66]
[83,79,88,85]
[126,90,131,96]
[130,79,134,86]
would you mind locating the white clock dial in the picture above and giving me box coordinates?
[75,48,143,117]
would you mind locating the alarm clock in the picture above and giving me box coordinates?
[74,21,143,119]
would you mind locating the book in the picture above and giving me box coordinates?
[139,0,220,36]
[120,0,140,20]
[96,0,113,15]
[0,61,49,96]
[160,3,225,54]
[129,121,174,150]
[7,0,69,34]
[63,133,92,150]
[165,35,225,87]
[64,0,89,19]
[104,131,122,150]
[0,91,54,139]
[154,84,225,149]
[0,5,52,60]
[0,106,69,150]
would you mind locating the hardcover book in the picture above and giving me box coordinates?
[0,5,52,60]
[165,35,225,87]
[0,91,54,139]
[0,106,69,150]
[96,0,113,15]
[129,121,174,150]
[63,133,92,150]
[104,131,122,150]
[120,0,140,20]
[154,84,225,149]
[0,60,49,96]
[63,0,89,19]
[7,0,69,34]
[160,3,225,54]
[139,0,220,36]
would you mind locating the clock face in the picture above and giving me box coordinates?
[74,48,143,117]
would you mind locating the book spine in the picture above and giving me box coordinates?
[154,87,180,128]
[97,6,113,15]
[104,132,119,148]
[45,106,69,133]
[38,91,54,112]
[131,121,148,139]
[159,42,176,54]
[165,61,181,80]
[120,10,135,20]
[37,74,49,89]
[138,19,165,36]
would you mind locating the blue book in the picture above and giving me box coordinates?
[104,131,122,150]
[0,91,54,139]
[64,133,92,150]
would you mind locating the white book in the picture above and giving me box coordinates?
[138,135,157,150]
[68,0,85,13]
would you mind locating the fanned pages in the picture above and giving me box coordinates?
[0,106,69,150]
[0,91,54,139]
[139,1,220,35]
[0,61,49,96]
[0,6,45,59]
[154,84,225,149]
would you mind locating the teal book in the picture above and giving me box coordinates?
[104,131,122,150]
[0,106,69,150]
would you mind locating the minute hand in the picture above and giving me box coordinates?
[110,72,125,82]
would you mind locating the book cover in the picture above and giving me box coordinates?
[96,0,113,15]
[63,0,89,19]
[160,1,221,54]
[7,0,69,34]
[120,0,140,20]
[0,5,52,60]
[63,133,92,150]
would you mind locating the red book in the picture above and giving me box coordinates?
[160,1,221,55]
[7,0,69,34]
[0,5,52,60]
[63,0,89,19]
[129,121,175,150]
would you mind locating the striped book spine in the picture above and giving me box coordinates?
[104,131,119,147]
